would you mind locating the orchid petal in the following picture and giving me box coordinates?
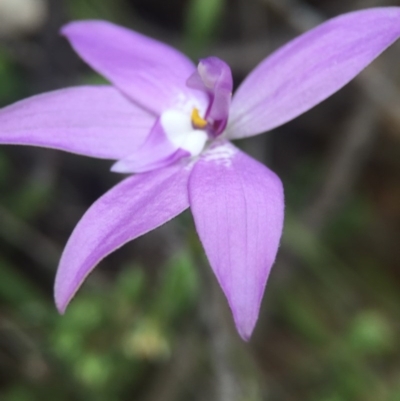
[188,142,284,340]
[111,115,189,173]
[227,7,400,139]
[55,162,191,312]
[62,21,206,114]
[111,110,207,173]
[0,86,155,160]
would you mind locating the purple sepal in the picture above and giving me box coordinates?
[0,86,155,160]
[188,142,284,340]
[55,162,192,313]
[227,7,400,139]
[62,20,199,114]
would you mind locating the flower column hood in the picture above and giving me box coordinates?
[111,57,234,173]
[0,8,399,340]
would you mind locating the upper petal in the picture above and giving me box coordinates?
[0,86,155,160]
[188,142,284,340]
[62,20,202,114]
[55,162,192,312]
[227,7,400,139]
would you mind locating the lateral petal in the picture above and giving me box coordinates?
[62,20,204,114]
[188,142,284,340]
[0,86,155,160]
[54,163,191,312]
[112,110,207,173]
[228,7,400,139]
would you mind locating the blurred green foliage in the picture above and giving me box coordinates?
[67,0,129,22]
[184,0,226,52]
[0,51,22,105]
[0,0,399,400]
[1,253,198,401]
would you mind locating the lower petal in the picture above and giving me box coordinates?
[55,162,192,312]
[188,142,284,340]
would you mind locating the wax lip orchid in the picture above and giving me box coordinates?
[0,8,399,340]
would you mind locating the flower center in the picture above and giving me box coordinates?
[191,108,207,129]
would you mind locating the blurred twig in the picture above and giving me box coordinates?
[197,258,242,401]
[260,0,323,31]
[0,203,60,271]
[141,331,199,401]
[302,101,377,231]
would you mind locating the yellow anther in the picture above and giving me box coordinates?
[191,108,207,129]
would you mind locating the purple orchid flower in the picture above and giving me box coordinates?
[0,8,399,340]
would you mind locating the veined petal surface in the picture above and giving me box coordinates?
[62,21,205,114]
[227,7,400,139]
[55,162,192,312]
[188,142,284,340]
[0,86,155,159]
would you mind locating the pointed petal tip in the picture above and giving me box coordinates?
[54,273,77,315]
[59,22,70,36]
[60,20,111,38]
[236,321,255,342]
[110,160,128,173]
[231,301,260,341]
[54,292,68,315]
[59,20,68,35]
[55,304,67,315]
[59,20,81,37]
